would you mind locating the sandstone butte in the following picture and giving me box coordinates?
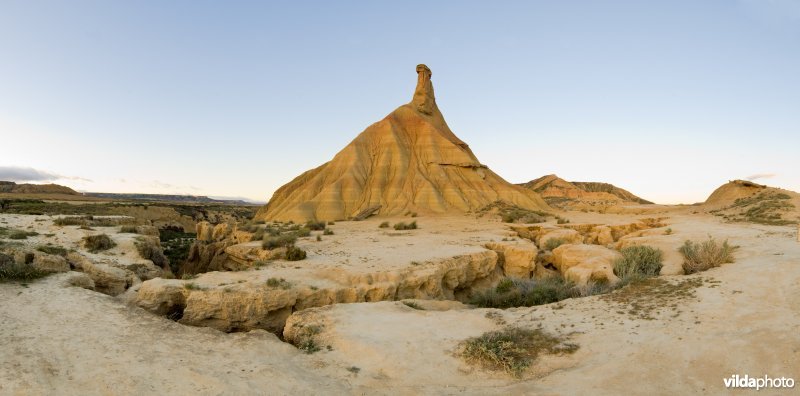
[254,64,549,223]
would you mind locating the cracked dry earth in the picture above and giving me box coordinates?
[1,212,799,395]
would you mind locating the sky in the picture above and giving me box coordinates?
[1,0,798,204]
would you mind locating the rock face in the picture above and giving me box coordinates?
[485,242,537,278]
[549,244,621,285]
[255,64,549,222]
[136,250,501,333]
[519,174,652,210]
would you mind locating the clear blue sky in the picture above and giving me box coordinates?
[1,0,798,203]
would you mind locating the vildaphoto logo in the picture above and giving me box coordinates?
[724,374,795,390]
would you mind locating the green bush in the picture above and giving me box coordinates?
[460,327,578,377]
[83,234,116,253]
[543,238,567,251]
[679,238,736,274]
[394,221,418,230]
[285,246,307,261]
[470,277,578,308]
[614,245,663,281]
[323,229,334,235]
[379,221,390,228]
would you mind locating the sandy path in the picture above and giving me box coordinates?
[0,276,346,395]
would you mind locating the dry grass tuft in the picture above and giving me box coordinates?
[679,238,736,274]
[460,327,578,377]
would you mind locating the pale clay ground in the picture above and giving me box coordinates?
[1,210,799,395]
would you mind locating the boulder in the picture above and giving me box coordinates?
[550,244,621,285]
[67,252,133,296]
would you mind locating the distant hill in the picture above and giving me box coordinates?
[704,180,799,226]
[0,181,79,195]
[518,174,652,210]
[83,192,257,205]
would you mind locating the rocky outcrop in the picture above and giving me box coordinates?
[182,222,251,275]
[485,242,537,278]
[511,218,668,248]
[65,252,163,296]
[548,244,621,285]
[254,64,549,223]
[135,250,500,333]
[69,253,133,296]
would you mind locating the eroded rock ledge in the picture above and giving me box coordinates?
[135,250,500,334]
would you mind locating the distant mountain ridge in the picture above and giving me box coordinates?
[0,181,79,195]
[518,174,652,209]
[84,192,257,205]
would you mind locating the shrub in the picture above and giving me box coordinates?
[470,277,578,308]
[0,253,49,282]
[119,225,139,233]
[266,277,292,289]
[664,228,673,235]
[379,221,390,228]
[7,230,38,240]
[294,325,322,354]
[556,216,570,224]
[54,216,88,226]
[295,227,311,237]
[402,301,424,310]
[262,234,297,249]
[305,221,326,231]
[460,327,578,377]
[285,246,307,261]
[323,229,334,236]
[679,238,736,274]
[393,221,418,230]
[327,221,335,225]
[37,245,68,257]
[184,282,202,290]
[134,237,169,268]
[316,235,322,242]
[543,238,567,251]
[83,234,116,253]
[614,245,663,281]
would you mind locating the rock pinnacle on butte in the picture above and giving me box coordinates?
[255,64,549,222]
